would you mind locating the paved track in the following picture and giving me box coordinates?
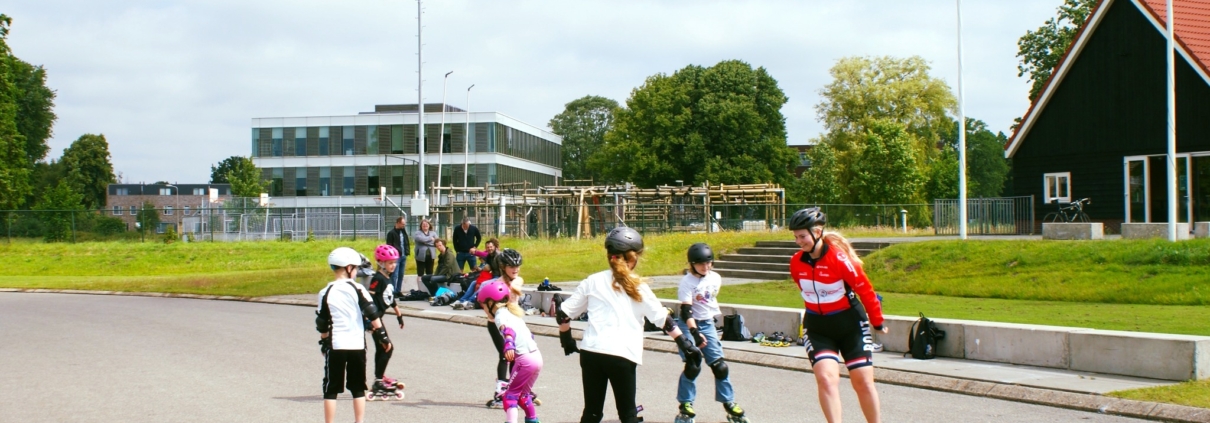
[0,293,1147,423]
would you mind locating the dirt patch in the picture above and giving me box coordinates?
[904,264,921,273]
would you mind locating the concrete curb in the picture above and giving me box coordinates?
[5,288,1207,423]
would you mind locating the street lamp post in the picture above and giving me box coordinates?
[956,0,968,240]
[436,71,453,203]
[464,84,474,189]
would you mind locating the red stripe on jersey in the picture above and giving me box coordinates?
[789,243,884,328]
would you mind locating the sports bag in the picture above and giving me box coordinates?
[721,312,751,341]
[906,312,946,359]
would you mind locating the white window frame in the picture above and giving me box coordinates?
[183,206,191,216]
[116,188,128,195]
[164,206,174,216]
[112,205,123,216]
[1043,172,1072,205]
[159,188,172,196]
[129,205,137,215]
[193,188,206,195]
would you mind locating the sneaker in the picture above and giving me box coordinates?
[872,343,884,353]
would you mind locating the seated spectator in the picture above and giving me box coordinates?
[421,239,460,296]
[453,238,501,309]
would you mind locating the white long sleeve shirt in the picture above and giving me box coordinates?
[316,279,374,350]
[560,270,670,365]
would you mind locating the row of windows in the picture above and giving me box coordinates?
[251,124,561,168]
[112,187,217,196]
[262,164,557,198]
[111,205,204,216]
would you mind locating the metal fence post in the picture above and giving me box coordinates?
[353,207,358,241]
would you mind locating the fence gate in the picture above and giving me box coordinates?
[934,196,1035,235]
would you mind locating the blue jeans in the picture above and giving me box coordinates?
[675,318,733,404]
[391,256,408,293]
[456,252,478,273]
[457,280,479,303]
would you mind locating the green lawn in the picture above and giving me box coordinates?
[1109,380,1210,409]
[653,283,1210,336]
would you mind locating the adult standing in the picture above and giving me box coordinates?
[413,219,438,280]
[385,216,411,294]
[453,216,482,273]
[558,227,702,423]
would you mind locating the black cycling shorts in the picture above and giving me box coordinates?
[803,307,875,370]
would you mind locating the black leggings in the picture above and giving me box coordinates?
[373,332,393,379]
[579,350,639,423]
[416,258,434,277]
[488,320,511,381]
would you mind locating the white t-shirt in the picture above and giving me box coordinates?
[494,307,539,355]
[560,270,670,365]
[316,279,375,350]
[678,271,722,321]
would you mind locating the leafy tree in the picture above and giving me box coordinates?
[924,146,959,201]
[32,180,83,242]
[10,52,55,165]
[0,15,31,209]
[26,158,65,207]
[135,201,160,236]
[61,133,115,210]
[791,142,843,204]
[929,118,1012,199]
[226,156,267,197]
[594,60,796,187]
[549,96,619,183]
[1016,0,1098,101]
[210,155,246,184]
[849,120,925,204]
[816,56,956,159]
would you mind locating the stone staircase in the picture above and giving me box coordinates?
[714,240,893,280]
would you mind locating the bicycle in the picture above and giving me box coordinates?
[1043,198,1091,223]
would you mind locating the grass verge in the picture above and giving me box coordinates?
[1109,381,1210,409]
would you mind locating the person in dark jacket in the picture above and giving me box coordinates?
[385,216,411,294]
[453,216,482,272]
[421,239,461,296]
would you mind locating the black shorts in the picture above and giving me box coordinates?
[323,349,367,399]
[803,307,875,370]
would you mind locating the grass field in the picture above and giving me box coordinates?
[1109,380,1210,409]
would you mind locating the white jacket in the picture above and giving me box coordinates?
[560,270,670,365]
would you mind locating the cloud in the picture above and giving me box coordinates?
[5,0,1060,183]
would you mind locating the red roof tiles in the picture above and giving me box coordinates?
[1140,0,1210,76]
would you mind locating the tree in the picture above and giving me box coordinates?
[0,15,32,209]
[10,52,55,165]
[816,56,956,158]
[32,180,83,242]
[135,201,160,236]
[1017,0,1098,102]
[26,158,65,207]
[594,60,796,187]
[792,143,843,204]
[929,118,1012,199]
[210,156,246,184]
[849,120,925,204]
[549,96,619,183]
[226,156,267,197]
[61,133,115,210]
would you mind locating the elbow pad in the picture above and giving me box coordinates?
[361,302,379,319]
[679,304,693,323]
[315,311,331,333]
[501,326,517,352]
[555,296,571,324]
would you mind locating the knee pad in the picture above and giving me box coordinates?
[503,393,520,410]
[683,355,702,380]
[709,358,729,380]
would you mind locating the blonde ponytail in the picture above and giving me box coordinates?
[822,230,862,266]
[609,251,644,302]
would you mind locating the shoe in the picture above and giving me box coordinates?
[872,342,884,353]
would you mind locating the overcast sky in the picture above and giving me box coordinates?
[6,0,1061,184]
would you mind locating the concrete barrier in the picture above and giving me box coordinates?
[518,287,1210,380]
[1122,222,1192,240]
[1042,222,1104,240]
[1195,222,1209,239]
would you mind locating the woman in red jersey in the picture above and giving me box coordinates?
[788,207,887,423]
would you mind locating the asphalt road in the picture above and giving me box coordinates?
[0,293,1147,423]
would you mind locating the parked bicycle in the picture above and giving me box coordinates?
[1043,198,1091,223]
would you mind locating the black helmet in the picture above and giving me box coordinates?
[788,207,826,230]
[605,226,644,255]
[498,248,523,267]
[687,243,713,264]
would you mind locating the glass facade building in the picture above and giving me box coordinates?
[250,104,562,207]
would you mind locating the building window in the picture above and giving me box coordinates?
[391,167,403,195]
[442,131,452,153]
[368,167,380,196]
[366,126,378,155]
[467,122,476,153]
[183,206,191,216]
[116,188,129,195]
[160,188,172,196]
[487,125,496,152]
[272,127,283,157]
[295,127,307,156]
[319,167,331,196]
[112,206,123,215]
[129,205,137,215]
[271,168,283,196]
[1044,172,1071,204]
[343,126,354,156]
[319,127,330,155]
[164,206,174,216]
[296,168,307,196]
[251,128,258,158]
[343,166,354,195]
[392,125,404,154]
[488,163,498,185]
[193,188,205,195]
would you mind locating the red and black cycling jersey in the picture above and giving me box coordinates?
[790,242,884,328]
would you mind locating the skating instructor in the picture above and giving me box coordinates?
[557,226,703,423]
[789,207,887,423]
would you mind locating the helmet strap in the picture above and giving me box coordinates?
[806,228,823,255]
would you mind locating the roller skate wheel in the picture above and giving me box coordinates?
[726,414,750,423]
[532,398,542,406]
[674,413,695,423]
[394,391,405,400]
[395,382,406,390]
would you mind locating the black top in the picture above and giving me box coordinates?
[452,224,481,253]
[386,227,410,257]
[367,272,394,319]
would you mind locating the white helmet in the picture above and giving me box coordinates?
[328,247,361,269]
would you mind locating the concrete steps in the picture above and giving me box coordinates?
[715,239,894,280]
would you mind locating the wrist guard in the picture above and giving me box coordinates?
[559,329,579,355]
[690,327,706,346]
[396,314,405,326]
[318,337,331,355]
[675,334,702,360]
[371,327,392,350]
[501,326,517,352]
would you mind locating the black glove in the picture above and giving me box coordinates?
[559,330,579,356]
[690,327,706,347]
[318,337,331,356]
[675,334,702,361]
[371,327,392,351]
[396,314,405,327]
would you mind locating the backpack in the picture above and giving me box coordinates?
[905,312,946,359]
[722,312,751,341]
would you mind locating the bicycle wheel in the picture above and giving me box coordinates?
[1076,212,1090,223]
[1043,212,1062,223]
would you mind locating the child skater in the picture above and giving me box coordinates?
[366,245,407,400]
[479,276,543,423]
[485,248,529,407]
[673,243,748,423]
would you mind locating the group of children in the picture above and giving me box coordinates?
[314,207,886,423]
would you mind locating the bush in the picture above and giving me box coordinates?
[163,225,178,244]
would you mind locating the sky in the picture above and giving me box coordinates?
[5,0,1062,184]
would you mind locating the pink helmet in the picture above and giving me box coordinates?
[476,279,510,305]
[374,245,400,262]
